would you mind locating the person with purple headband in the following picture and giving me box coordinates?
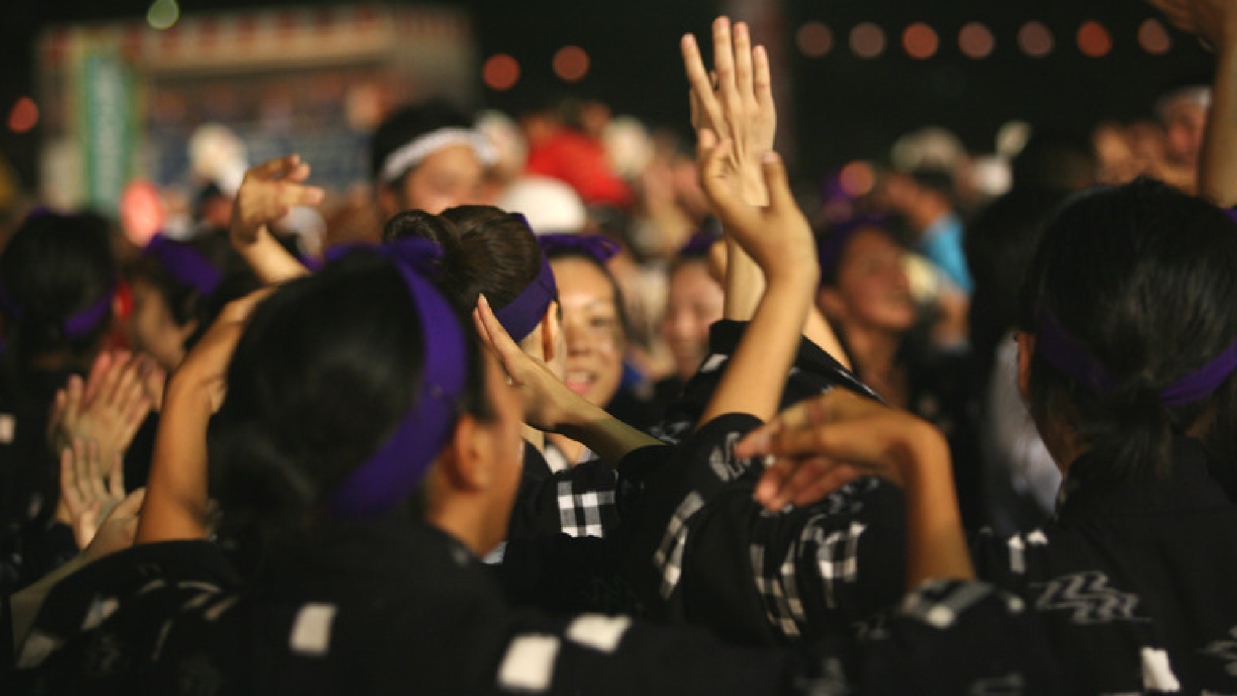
[745,177,1237,694]
[0,211,151,596]
[14,150,1060,696]
[124,231,260,375]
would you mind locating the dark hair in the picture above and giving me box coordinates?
[369,100,472,187]
[817,217,900,287]
[966,187,1068,375]
[125,229,261,349]
[1018,177,1237,483]
[208,250,492,547]
[0,212,117,389]
[382,206,549,323]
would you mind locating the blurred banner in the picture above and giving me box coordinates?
[38,5,479,209]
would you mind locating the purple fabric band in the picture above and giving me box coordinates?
[145,234,224,297]
[1036,307,1237,408]
[538,233,620,263]
[0,282,114,340]
[326,238,468,518]
[493,255,557,343]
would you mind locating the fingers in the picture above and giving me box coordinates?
[752,44,774,113]
[110,487,146,519]
[682,34,724,132]
[759,151,796,213]
[106,451,125,500]
[247,154,303,182]
[733,21,754,101]
[712,17,738,102]
[59,447,83,515]
[473,295,527,386]
[83,351,113,403]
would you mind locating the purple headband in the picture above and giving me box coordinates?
[326,237,468,518]
[678,230,719,259]
[493,255,557,343]
[1036,307,1237,408]
[145,234,223,297]
[0,283,115,341]
[538,233,621,264]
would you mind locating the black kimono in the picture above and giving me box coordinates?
[14,517,1059,695]
[971,437,1237,695]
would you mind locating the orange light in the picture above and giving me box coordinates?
[1018,21,1054,58]
[1138,18,1171,55]
[553,45,590,83]
[850,23,886,59]
[902,23,939,60]
[1077,21,1112,58]
[797,22,833,58]
[8,97,38,134]
[959,22,995,59]
[839,161,876,197]
[483,54,520,91]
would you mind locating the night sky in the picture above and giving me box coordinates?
[0,0,1215,190]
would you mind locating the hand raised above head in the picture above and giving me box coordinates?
[231,154,325,246]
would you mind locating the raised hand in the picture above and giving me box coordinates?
[682,16,776,205]
[230,155,321,284]
[231,154,324,246]
[55,437,127,549]
[696,131,816,278]
[473,293,566,432]
[48,351,154,468]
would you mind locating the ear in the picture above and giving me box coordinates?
[375,184,402,221]
[540,301,560,365]
[1016,331,1035,400]
[440,414,490,492]
[817,286,847,321]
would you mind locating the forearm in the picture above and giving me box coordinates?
[722,238,765,320]
[235,226,310,285]
[554,397,662,466]
[1201,40,1237,206]
[700,271,816,426]
[898,423,974,588]
[135,379,213,543]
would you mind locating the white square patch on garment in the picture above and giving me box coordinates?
[700,354,727,373]
[498,635,560,692]
[289,603,337,657]
[1140,647,1181,692]
[566,615,631,653]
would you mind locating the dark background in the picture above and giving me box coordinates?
[0,0,1214,190]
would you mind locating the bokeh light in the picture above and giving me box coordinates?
[1077,21,1113,58]
[850,23,886,59]
[1138,18,1172,55]
[797,21,833,58]
[483,54,520,91]
[839,161,876,197]
[146,0,179,30]
[553,45,590,82]
[902,23,939,60]
[8,97,38,134]
[959,22,995,59]
[1017,21,1054,58]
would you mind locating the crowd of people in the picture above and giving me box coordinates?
[3,2,1237,693]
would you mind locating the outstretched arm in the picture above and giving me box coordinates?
[735,388,973,589]
[694,135,819,427]
[230,154,322,284]
[135,290,269,544]
[682,18,849,367]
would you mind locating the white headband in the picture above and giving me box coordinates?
[379,127,498,184]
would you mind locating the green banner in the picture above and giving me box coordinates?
[75,42,138,212]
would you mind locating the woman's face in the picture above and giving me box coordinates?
[660,260,723,382]
[125,278,194,371]
[551,256,626,408]
[830,227,916,333]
